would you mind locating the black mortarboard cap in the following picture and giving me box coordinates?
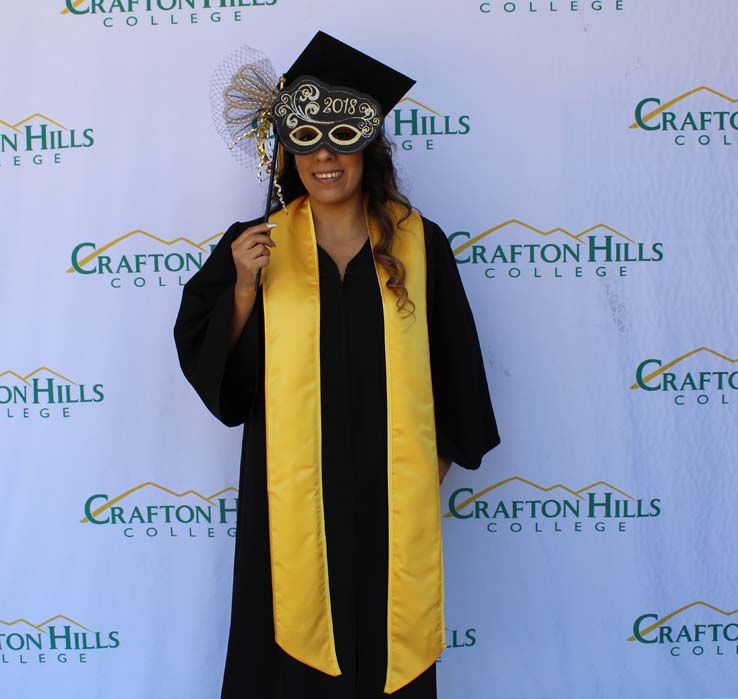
[282,31,415,117]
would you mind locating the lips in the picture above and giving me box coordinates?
[312,170,343,182]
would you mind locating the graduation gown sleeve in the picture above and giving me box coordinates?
[173,220,261,427]
[425,218,501,469]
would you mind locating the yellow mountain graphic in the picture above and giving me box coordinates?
[81,482,238,523]
[629,86,738,129]
[0,615,91,633]
[395,97,442,117]
[0,367,76,385]
[443,476,633,518]
[627,601,738,641]
[60,0,86,14]
[0,120,21,134]
[66,230,223,273]
[630,347,738,389]
[452,221,635,256]
[0,114,67,131]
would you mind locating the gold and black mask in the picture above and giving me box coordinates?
[272,76,383,155]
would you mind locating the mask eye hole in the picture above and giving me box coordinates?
[288,125,322,146]
[328,124,362,146]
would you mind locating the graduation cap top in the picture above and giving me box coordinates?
[271,31,416,155]
[282,31,415,117]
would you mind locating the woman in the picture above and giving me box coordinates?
[174,32,499,699]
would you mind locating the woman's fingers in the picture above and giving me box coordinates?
[241,222,276,237]
[231,224,277,287]
[232,223,277,251]
[235,234,276,253]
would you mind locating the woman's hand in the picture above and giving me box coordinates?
[228,223,277,350]
[231,222,277,295]
[439,455,451,485]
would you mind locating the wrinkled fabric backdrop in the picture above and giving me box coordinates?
[2,1,737,697]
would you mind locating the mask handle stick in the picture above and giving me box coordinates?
[255,137,280,292]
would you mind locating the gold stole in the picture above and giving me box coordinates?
[262,195,444,694]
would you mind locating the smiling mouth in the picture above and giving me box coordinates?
[313,170,343,182]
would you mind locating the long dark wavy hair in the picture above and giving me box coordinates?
[274,133,415,316]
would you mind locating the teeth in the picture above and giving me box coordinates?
[314,171,342,180]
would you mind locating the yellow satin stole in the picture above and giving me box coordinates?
[262,195,444,694]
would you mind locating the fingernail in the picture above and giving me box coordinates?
[266,223,278,228]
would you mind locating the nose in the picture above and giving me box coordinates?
[314,147,335,160]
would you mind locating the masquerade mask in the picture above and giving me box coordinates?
[272,76,383,155]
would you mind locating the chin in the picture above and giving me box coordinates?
[310,192,351,206]
[305,185,361,208]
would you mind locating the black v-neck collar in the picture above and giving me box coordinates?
[317,237,371,281]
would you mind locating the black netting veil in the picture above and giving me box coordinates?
[209,44,279,178]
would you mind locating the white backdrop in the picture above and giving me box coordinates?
[2,1,738,697]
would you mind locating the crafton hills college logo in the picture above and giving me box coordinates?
[445,476,661,534]
[67,229,222,289]
[449,221,663,281]
[81,482,238,539]
[632,347,738,407]
[0,113,94,168]
[631,86,738,147]
[60,0,277,29]
[630,601,738,658]
[0,615,120,665]
[0,367,104,420]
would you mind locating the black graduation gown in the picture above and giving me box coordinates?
[173,214,500,699]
